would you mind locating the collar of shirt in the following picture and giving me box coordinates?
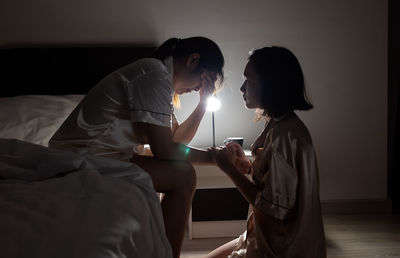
[250,112,295,155]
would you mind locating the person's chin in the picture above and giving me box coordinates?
[244,101,256,109]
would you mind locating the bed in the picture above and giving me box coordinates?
[0,45,173,258]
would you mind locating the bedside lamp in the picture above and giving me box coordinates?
[206,95,221,147]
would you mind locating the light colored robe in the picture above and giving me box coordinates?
[230,112,326,258]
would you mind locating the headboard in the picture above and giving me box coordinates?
[0,45,155,97]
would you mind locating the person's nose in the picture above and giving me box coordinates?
[240,82,246,93]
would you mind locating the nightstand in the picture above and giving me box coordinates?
[189,150,253,239]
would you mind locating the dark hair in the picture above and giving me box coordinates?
[152,37,225,83]
[248,46,313,118]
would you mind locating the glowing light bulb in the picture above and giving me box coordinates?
[206,96,221,112]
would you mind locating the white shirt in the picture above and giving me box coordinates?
[49,57,174,161]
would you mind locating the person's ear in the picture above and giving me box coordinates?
[186,53,200,69]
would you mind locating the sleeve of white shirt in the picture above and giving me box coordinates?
[127,70,173,128]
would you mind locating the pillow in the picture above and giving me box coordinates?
[0,95,83,146]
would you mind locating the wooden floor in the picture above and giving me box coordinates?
[181,213,400,258]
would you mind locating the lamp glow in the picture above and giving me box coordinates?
[206,96,221,112]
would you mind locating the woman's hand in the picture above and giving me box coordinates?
[226,142,252,175]
[199,71,217,104]
[208,143,252,175]
[208,146,237,174]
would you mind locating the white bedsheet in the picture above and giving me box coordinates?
[0,139,172,258]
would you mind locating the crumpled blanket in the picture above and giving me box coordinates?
[0,138,172,258]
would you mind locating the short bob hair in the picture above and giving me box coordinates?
[248,46,313,118]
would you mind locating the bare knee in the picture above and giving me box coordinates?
[174,162,196,194]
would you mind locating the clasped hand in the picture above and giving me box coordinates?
[208,142,251,175]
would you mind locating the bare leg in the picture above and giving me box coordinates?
[131,155,196,258]
[204,238,238,258]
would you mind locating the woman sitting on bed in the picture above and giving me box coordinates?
[207,47,326,257]
[49,37,226,258]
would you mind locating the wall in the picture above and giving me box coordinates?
[0,0,388,200]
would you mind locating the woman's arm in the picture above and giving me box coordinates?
[171,71,216,144]
[208,146,258,205]
[171,102,206,144]
[133,122,213,165]
[224,166,258,206]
